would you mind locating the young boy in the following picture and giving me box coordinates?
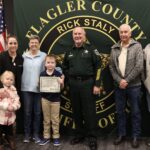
[39,54,64,146]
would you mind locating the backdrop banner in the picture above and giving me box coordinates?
[14,0,150,136]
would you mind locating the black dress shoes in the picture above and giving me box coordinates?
[131,138,139,148]
[146,140,150,146]
[114,136,124,145]
[70,137,84,145]
[88,137,97,150]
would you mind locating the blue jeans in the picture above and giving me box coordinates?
[115,86,141,138]
[22,92,41,137]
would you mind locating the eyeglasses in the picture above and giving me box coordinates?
[8,42,18,45]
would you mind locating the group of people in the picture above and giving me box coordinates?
[0,24,150,150]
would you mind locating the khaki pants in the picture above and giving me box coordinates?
[41,98,60,139]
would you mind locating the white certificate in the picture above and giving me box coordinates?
[40,77,60,93]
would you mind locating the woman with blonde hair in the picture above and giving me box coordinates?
[0,71,20,150]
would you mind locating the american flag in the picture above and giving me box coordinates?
[0,0,6,52]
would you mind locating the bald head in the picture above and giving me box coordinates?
[73,27,86,35]
[119,24,132,44]
[72,27,86,47]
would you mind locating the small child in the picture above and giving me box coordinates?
[0,71,20,150]
[39,54,64,146]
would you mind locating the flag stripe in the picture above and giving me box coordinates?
[0,1,6,52]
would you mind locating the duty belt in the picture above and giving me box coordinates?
[70,75,93,81]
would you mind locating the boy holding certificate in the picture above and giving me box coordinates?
[39,54,64,146]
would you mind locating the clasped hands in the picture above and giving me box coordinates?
[119,79,128,89]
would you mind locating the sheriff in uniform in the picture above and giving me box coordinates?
[63,27,101,150]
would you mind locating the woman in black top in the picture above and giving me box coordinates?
[0,35,23,90]
[0,35,24,135]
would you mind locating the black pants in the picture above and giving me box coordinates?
[16,91,24,134]
[0,125,13,145]
[69,78,97,138]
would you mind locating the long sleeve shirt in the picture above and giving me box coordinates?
[0,85,20,125]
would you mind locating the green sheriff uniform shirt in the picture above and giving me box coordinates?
[63,43,101,87]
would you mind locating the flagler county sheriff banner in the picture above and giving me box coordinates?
[13,0,150,135]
